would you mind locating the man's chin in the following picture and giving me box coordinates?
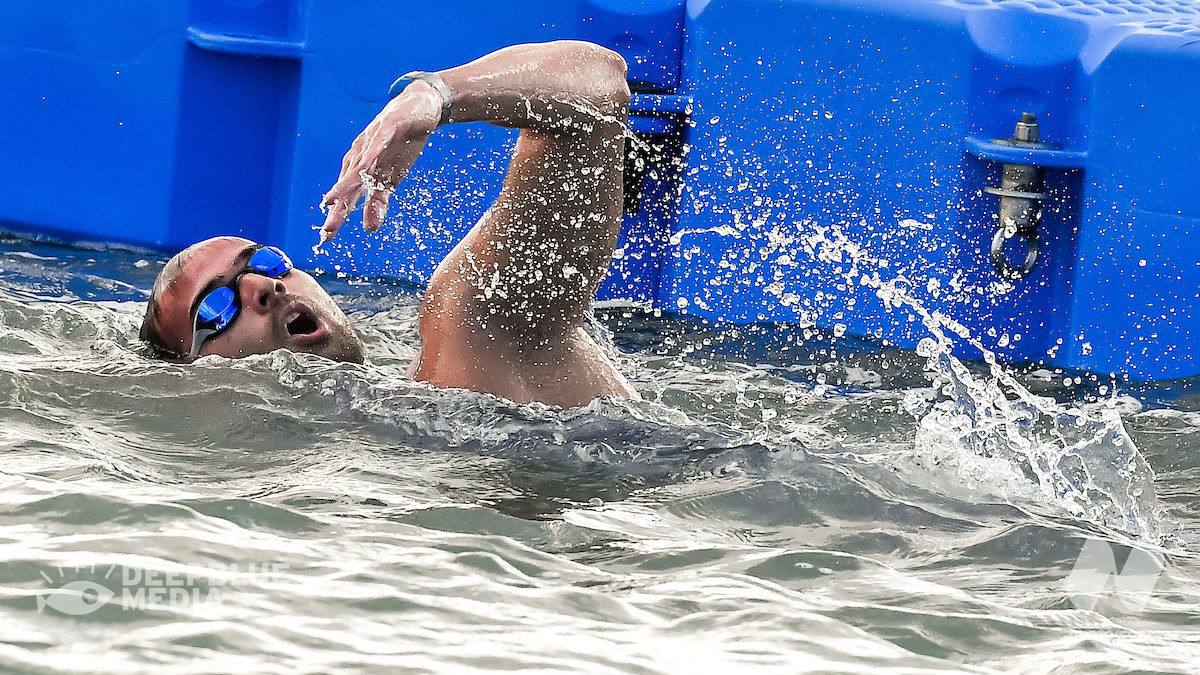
[326,347,366,364]
[314,330,366,364]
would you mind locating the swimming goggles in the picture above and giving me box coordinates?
[189,245,293,358]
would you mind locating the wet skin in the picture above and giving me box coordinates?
[317,42,638,407]
[148,42,638,407]
[152,234,633,407]
[152,236,365,363]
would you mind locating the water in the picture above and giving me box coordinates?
[1,232,1199,673]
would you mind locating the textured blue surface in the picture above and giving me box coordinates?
[1,0,1198,379]
[661,0,1200,379]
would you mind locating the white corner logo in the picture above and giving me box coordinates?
[1063,538,1163,612]
[35,563,289,616]
[37,566,116,616]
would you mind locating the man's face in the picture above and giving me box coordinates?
[150,236,365,363]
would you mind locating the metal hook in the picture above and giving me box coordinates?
[990,223,1041,280]
[984,113,1047,280]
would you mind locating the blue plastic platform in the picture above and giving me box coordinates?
[2,0,1198,380]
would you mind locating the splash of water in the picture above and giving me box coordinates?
[801,225,1162,539]
[899,299,1159,539]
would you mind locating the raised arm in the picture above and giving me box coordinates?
[321,41,629,240]
[321,41,634,404]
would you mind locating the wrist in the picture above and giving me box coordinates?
[389,71,453,126]
[378,80,443,136]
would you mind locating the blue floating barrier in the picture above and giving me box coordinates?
[1,0,1197,380]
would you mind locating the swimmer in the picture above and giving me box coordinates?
[139,41,637,408]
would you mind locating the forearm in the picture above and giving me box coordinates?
[324,41,632,348]
[430,40,630,135]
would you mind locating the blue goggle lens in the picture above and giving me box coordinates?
[197,286,238,330]
[191,244,294,348]
[249,245,292,278]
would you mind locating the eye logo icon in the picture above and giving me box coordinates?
[37,568,116,616]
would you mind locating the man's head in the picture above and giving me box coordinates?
[140,236,366,363]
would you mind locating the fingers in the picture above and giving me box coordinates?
[319,203,341,243]
[320,179,364,243]
[321,174,398,243]
[318,129,375,244]
[319,195,350,243]
[364,188,391,232]
[318,100,434,245]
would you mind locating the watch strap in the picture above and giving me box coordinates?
[388,70,453,126]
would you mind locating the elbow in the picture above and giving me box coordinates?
[590,43,629,88]
[598,47,631,110]
[592,44,631,109]
[559,41,630,111]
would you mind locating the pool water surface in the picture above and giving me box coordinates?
[1,233,1198,673]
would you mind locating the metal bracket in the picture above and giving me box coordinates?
[968,113,1069,280]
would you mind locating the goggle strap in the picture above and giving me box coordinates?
[189,328,219,358]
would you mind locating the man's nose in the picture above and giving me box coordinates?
[238,273,286,314]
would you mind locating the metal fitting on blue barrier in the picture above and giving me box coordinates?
[985,113,1049,280]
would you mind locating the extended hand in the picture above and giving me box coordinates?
[319,83,443,244]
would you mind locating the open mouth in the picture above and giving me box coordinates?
[284,307,320,337]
